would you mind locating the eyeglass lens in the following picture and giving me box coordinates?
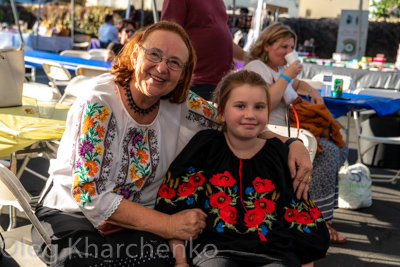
[141,46,185,70]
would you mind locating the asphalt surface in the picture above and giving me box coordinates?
[1,70,400,266]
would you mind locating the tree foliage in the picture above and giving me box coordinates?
[370,0,400,20]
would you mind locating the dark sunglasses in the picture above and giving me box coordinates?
[124,29,135,34]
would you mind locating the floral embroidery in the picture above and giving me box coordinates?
[157,168,324,239]
[73,102,110,206]
[284,199,325,232]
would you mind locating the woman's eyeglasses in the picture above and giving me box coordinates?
[140,45,185,71]
[124,29,135,34]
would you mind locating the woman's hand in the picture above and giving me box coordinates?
[287,141,313,200]
[169,209,207,240]
[283,60,302,80]
[309,89,324,104]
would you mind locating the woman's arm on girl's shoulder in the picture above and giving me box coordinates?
[259,130,312,200]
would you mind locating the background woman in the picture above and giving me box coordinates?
[244,22,348,244]
[32,21,314,267]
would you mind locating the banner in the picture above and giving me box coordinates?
[336,10,369,60]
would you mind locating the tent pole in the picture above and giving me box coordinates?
[71,0,74,49]
[126,0,131,19]
[10,0,24,46]
[357,0,363,60]
[141,0,144,28]
[152,0,159,23]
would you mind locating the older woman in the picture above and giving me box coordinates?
[244,22,348,244]
[32,21,312,267]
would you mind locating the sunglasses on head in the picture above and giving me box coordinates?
[124,29,135,34]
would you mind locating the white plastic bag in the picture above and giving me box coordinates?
[338,163,372,209]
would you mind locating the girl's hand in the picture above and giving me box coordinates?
[283,60,302,80]
[175,261,189,267]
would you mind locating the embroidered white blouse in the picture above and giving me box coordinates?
[244,60,298,126]
[41,74,220,228]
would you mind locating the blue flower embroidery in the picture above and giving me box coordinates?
[233,185,238,191]
[245,187,255,195]
[186,197,194,205]
[216,222,224,233]
[303,227,311,233]
[187,166,195,173]
[205,200,210,209]
[260,224,268,236]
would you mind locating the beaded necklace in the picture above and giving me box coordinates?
[123,82,160,115]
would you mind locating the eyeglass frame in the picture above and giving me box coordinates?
[139,45,186,71]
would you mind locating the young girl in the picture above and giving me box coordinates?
[155,70,329,267]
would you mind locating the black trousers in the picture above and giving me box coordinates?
[31,205,174,267]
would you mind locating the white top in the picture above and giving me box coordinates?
[98,22,119,43]
[41,74,220,228]
[244,60,298,126]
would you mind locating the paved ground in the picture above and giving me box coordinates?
[1,72,400,266]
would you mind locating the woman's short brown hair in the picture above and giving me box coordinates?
[110,21,196,104]
[211,70,271,131]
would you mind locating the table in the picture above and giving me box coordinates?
[0,31,72,53]
[299,63,400,90]
[25,49,111,71]
[0,96,69,229]
[323,92,400,119]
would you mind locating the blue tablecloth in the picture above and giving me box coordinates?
[323,92,400,118]
[0,32,72,53]
[25,50,111,71]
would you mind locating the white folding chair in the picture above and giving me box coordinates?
[58,75,92,105]
[0,163,52,249]
[351,88,400,183]
[23,82,62,101]
[42,62,71,92]
[59,50,91,59]
[88,48,108,61]
[312,73,355,91]
[268,124,318,163]
[75,65,109,77]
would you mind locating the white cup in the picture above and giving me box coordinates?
[37,99,57,118]
[285,51,299,65]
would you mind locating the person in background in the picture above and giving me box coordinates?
[244,22,348,244]
[105,42,123,62]
[125,5,141,30]
[155,70,329,267]
[31,21,313,267]
[98,14,119,48]
[161,0,246,100]
[117,18,136,45]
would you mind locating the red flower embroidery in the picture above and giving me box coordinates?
[309,207,321,220]
[284,208,299,223]
[253,177,275,193]
[295,212,314,225]
[209,171,236,187]
[219,205,237,225]
[189,173,205,186]
[210,192,231,208]
[244,209,265,228]
[158,184,175,199]
[177,183,195,197]
[254,198,276,214]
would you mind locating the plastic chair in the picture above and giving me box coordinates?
[351,88,400,183]
[75,65,109,77]
[88,48,108,61]
[73,34,91,50]
[0,163,52,249]
[312,73,355,91]
[23,82,62,101]
[58,75,92,105]
[268,124,318,163]
[42,62,71,92]
[59,50,90,59]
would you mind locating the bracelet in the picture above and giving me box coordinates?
[306,88,314,99]
[279,74,291,83]
[285,137,303,147]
